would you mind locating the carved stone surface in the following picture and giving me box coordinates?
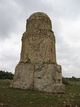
[20,12,56,64]
[11,12,65,93]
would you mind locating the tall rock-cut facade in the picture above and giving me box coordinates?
[11,12,65,93]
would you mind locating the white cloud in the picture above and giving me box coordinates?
[0,33,21,73]
[0,0,80,77]
[56,18,80,77]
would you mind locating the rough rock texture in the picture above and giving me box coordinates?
[34,63,64,93]
[11,63,34,89]
[11,12,65,93]
[20,12,56,64]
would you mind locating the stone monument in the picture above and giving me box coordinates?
[11,12,65,93]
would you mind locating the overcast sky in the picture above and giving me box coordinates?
[0,0,80,77]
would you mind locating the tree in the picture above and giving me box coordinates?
[0,70,14,79]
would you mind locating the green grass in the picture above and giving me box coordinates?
[0,80,80,107]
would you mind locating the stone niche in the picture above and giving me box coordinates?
[11,12,65,93]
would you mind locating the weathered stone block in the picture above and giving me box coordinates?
[11,63,34,89]
[34,63,64,93]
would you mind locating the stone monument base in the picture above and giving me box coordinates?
[11,62,65,93]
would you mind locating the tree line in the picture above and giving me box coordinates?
[62,76,80,85]
[0,70,14,79]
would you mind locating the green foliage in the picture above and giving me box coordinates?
[62,77,70,85]
[63,77,80,86]
[68,76,80,81]
[0,70,14,79]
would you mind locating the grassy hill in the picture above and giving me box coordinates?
[0,79,80,107]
